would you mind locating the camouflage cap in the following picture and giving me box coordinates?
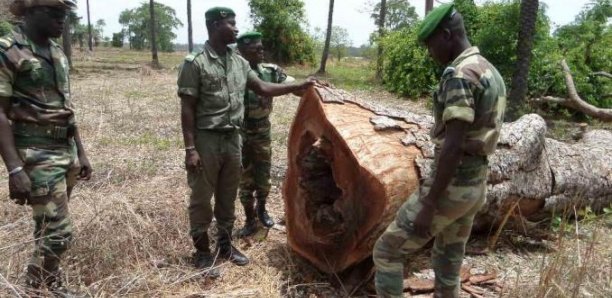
[205,6,236,22]
[10,0,77,17]
[237,31,262,46]
[417,4,455,42]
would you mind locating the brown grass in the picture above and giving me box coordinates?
[0,48,610,297]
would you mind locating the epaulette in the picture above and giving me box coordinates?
[0,36,15,50]
[441,66,456,79]
[184,52,202,62]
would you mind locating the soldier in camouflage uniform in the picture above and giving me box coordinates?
[373,4,507,298]
[0,0,92,295]
[235,32,297,237]
[177,7,313,277]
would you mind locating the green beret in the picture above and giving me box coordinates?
[10,0,76,17]
[205,6,236,22]
[237,32,262,46]
[417,4,455,42]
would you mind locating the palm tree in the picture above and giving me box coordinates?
[376,0,387,80]
[425,0,433,14]
[86,0,93,51]
[317,0,335,75]
[187,0,193,52]
[149,0,160,68]
[507,0,539,121]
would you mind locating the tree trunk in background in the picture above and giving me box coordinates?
[149,0,160,68]
[317,0,335,75]
[187,0,193,52]
[86,0,93,51]
[425,0,434,14]
[375,0,387,81]
[284,86,612,274]
[62,23,72,67]
[507,0,539,121]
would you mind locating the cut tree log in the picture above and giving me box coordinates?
[283,86,612,274]
[534,59,612,122]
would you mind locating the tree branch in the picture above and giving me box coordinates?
[535,60,612,122]
[592,71,612,79]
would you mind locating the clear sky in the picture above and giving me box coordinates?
[77,0,591,47]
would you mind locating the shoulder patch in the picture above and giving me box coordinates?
[0,37,15,50]
[184,52,201,62]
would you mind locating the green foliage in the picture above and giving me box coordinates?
[380,26,437,98]
[249,0,315,65]
[0,21,11,36]
[112,32,124,48]
[119,2,183,52]
[371,0,418,31]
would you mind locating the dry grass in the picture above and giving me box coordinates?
[0,48,610,297]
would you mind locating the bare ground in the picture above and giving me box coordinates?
[0,50,610,297]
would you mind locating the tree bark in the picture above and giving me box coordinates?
[506,0,539,121]
[62,22,72,67]
[425,0,434,14]
[86,0,93,51]
[376,0,387,81]
[187,0,193,53]
[149,0,160,68]
[317,0,335,75]
[283,86,612,274]
[534,60,612,122]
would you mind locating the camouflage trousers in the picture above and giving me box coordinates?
[373,164,488,298]
[17,143,79,268]
[239,128,271,205]
[188,130,242,244]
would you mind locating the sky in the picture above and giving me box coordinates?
[76,0,592,47]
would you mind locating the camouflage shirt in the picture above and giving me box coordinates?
[243,63,293,133]
[0,25,74,125]
[431,47,507,156]
[177,42,254,131]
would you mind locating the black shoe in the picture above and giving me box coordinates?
[193,250,220,278]
[238,219,258,238]
[217,243,249,266]
[256,202,274,228]
[45,269,88,298]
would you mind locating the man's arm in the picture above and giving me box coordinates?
[247,72,313,97]
[72,126,92,180]
[0,98,21,171]
[421,120,469,208]
[180,94,202,173]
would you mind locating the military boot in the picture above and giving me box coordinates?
[433,284,460,298]
[216,235,249,266]
[256,199,274,228]
[191,234,220,278]
[25,264,45,296]
[43,257,84,298]
[238,202,258,238]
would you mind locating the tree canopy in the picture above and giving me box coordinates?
[370,0,418,32]
[119,2,183,52]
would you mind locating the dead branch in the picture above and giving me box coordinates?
[535,60,612,122]
[592,71,612,79]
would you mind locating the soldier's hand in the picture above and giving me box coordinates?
[185,150,203,174]
[300,77,317,90]
[413,202,435,238]
[8,171,31,205]
[78,155,93,181]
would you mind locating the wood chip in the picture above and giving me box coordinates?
[461,284,485,298]
[370,116,403,131]
[404,277,434,293]
[469,271,497,284]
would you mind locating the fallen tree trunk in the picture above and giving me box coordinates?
[283,86,612,274]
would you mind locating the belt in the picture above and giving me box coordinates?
[244,118,271,130]
[12,122,73,139]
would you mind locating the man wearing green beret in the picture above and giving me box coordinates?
[235,31,297,237]
[0,0,92,295]
[177,7,314,277]
[373,4,507,298]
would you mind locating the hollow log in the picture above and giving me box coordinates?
[283,86,612,274]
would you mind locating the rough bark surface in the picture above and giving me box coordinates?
[283,86,612,274]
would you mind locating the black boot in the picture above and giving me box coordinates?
[216,235,249,266]
[43,257,84,298]
[256,199,274,228]
[25,264,45,296]
[193,250,220,278]
[238,202,258,238]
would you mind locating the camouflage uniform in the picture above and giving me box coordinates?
[373,47,507,297]
[239,63,291,206]
[0,25,80,270]
[177,42,254,248]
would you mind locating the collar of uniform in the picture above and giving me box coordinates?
[204,41,234,60]
[12,25,60,52]
[449,46,479,67]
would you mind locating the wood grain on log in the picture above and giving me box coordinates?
[283,86,612,273]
